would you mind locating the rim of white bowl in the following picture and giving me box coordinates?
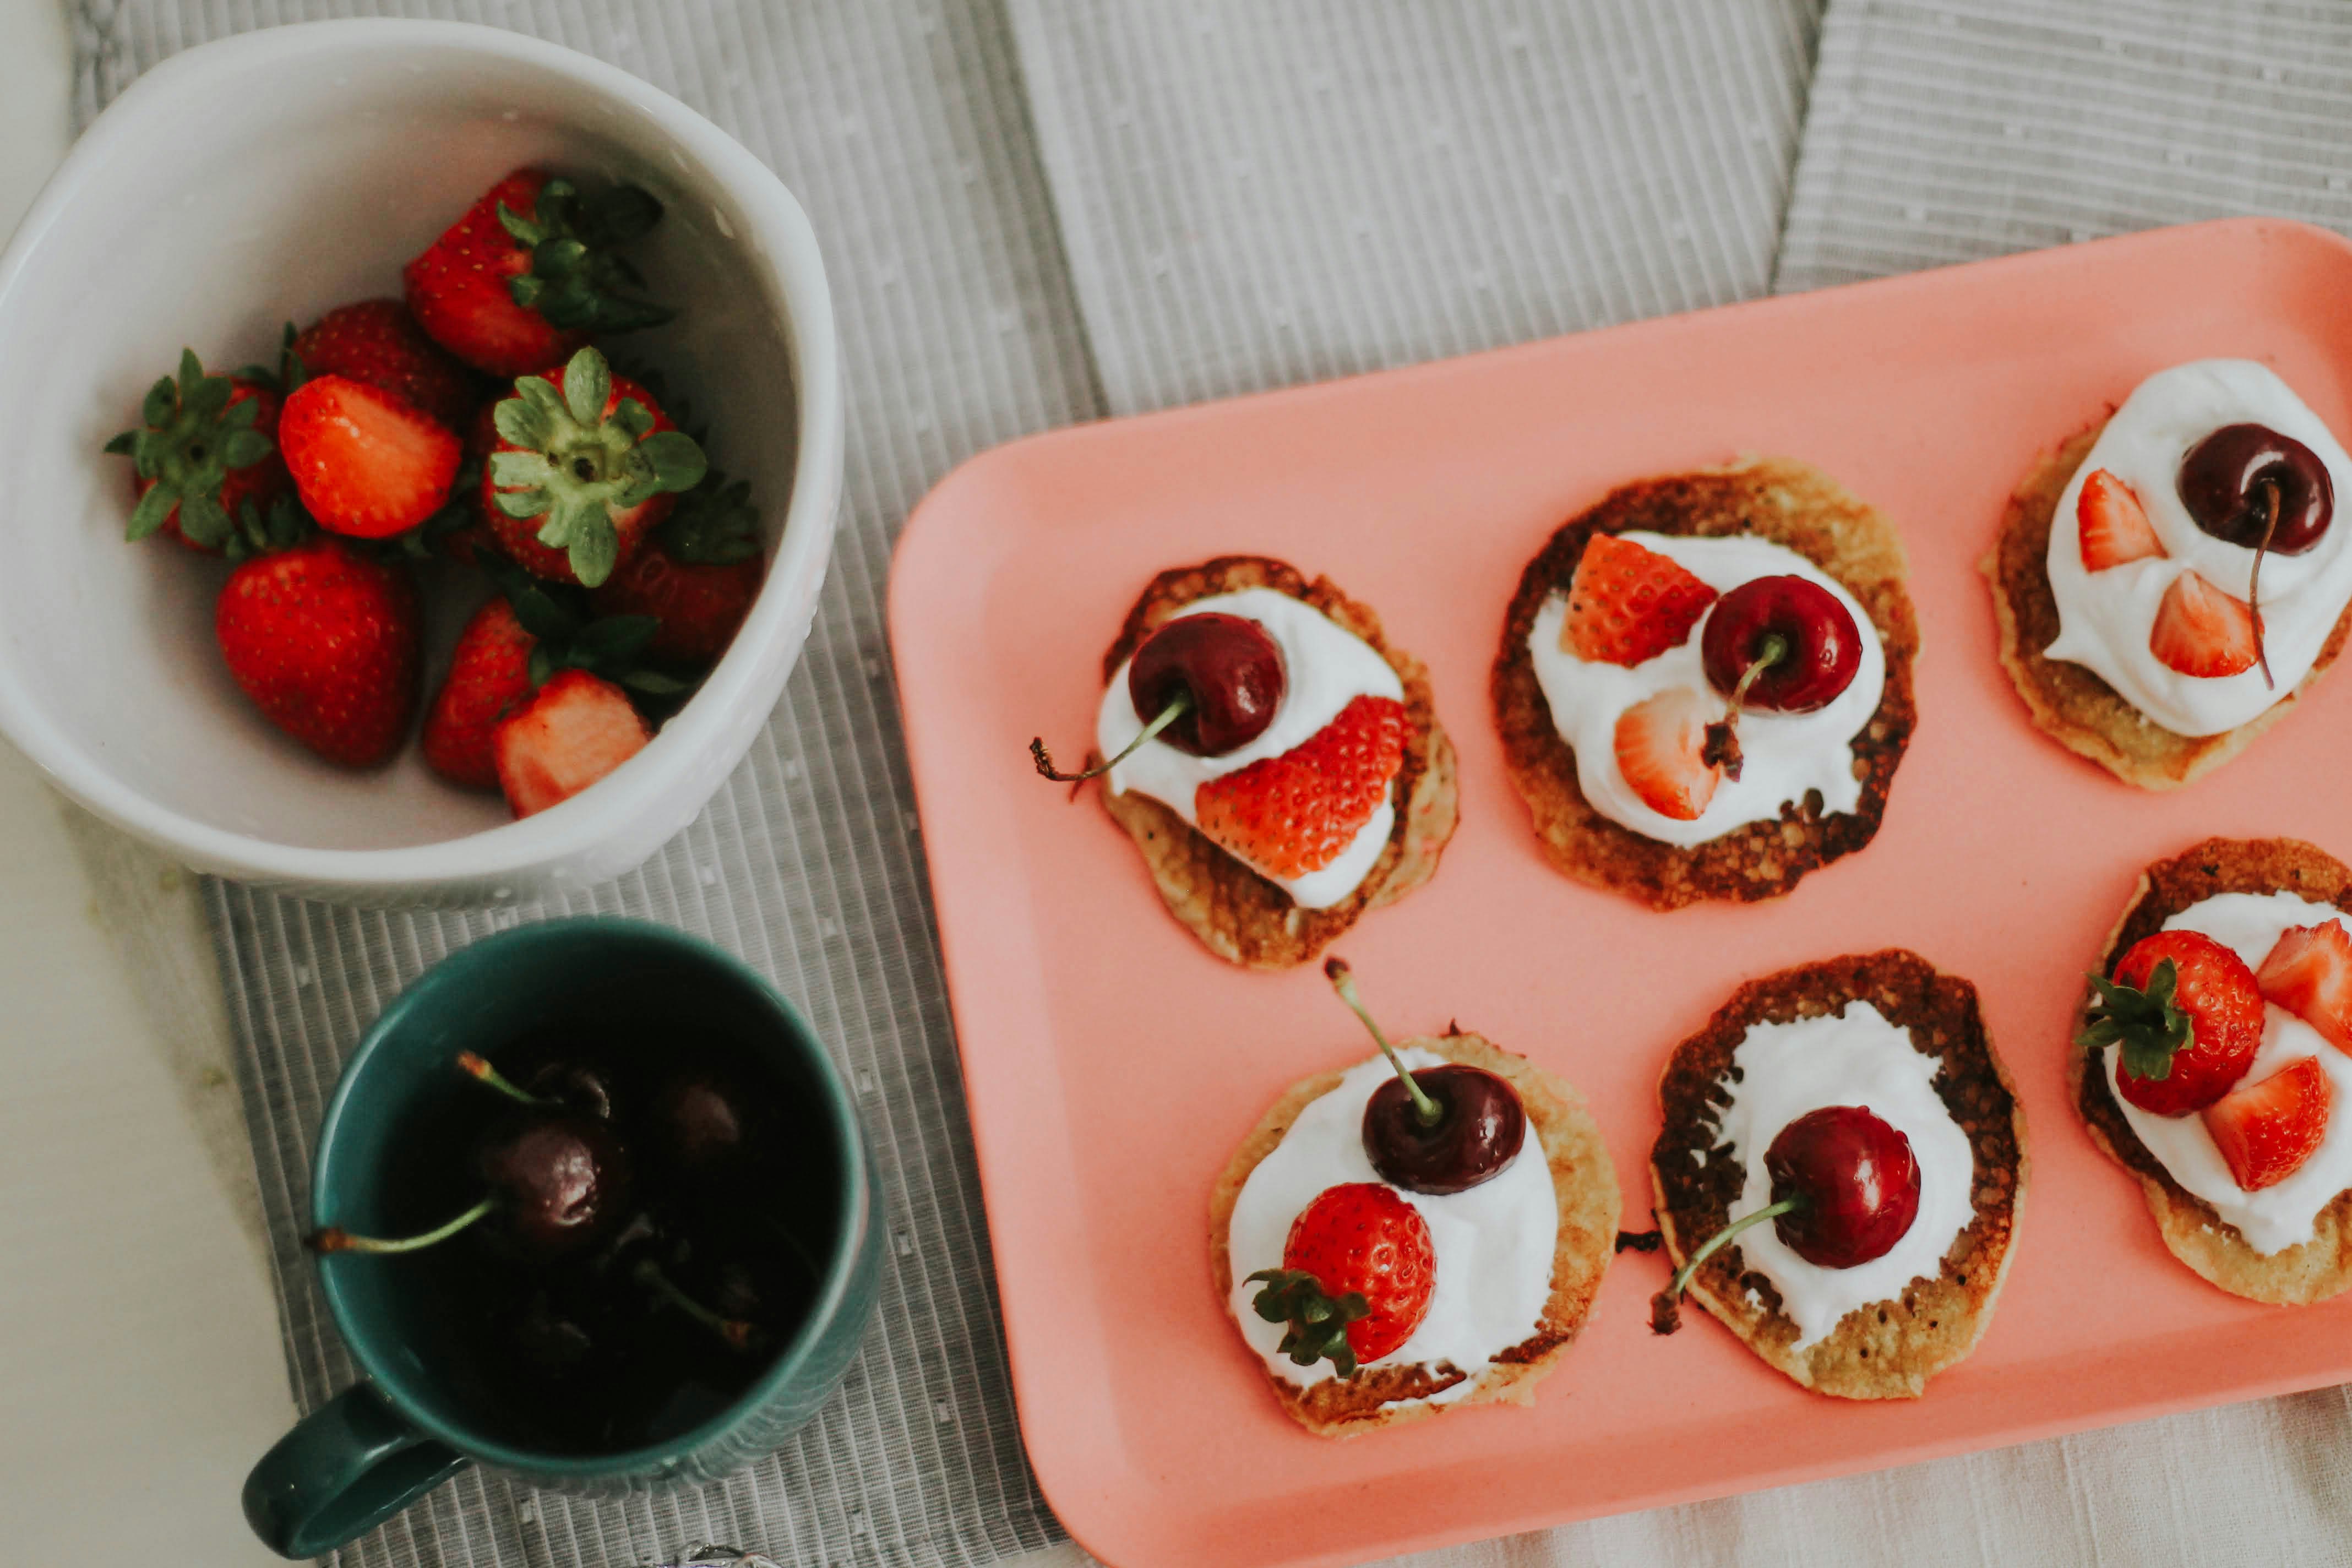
[0,19,843,894]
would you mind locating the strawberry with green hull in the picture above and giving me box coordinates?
[279,374,464,540]
[424,566,690,792]
[589,470,764,662]
[493,668,653,818]
[2079,929,2266,1117]
[1246,1182,1434,1376]
[106,349,290,554]
[402,167,672,379]
[484,346,707,588]
[289,299,480,431]
[214,505,422,768]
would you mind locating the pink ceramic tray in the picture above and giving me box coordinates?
[888,219,2352,1568]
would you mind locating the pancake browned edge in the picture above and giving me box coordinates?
[1491,457,1919,910]
[1650,951,2027,1400]
[1208,1030,1619,1437]
[1096,556,1458,970]
[2069,837,2352,1303]
[1981,424,2352,790]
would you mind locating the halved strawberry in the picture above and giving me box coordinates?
[2258,918,2352,1054]
[1562,533,1718,666]
[423,597,536,791]
[1613,688,1719,821]
[2077,468,2164,571]
[2149,569,2258,678]
[402,168,672,379]
[278,375,462,539]
[491,668,652,818]
[2202,1055,2332,1191]
[290,300,480,430]
[1194,694,1406,880]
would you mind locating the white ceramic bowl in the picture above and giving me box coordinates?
[0,20,842,906]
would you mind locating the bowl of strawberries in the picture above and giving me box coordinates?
[0,20,842,905]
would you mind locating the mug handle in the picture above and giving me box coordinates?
[242,1381,469,1558]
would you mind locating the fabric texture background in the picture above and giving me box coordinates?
[67,0,2352,1562]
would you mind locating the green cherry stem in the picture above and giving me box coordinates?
[1701,632,1789,781]
[1325,957,1442,1128]
[633,1259,763,1352]
[1030,692,1192,783]
[1648,1195,1804,1335]
[455,1050,548,1107]
[2248,477,2280,692]
[306,1198,495,1255]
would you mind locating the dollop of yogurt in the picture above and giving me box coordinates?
[1098,588,1404,908]
[2044,360,2352,737]
[2104,891,2352,1255]
[1226,1050,1559,1403]
[1705,1003,1975,1351]
[1527,533,1886,848]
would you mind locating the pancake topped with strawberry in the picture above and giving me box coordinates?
[1985,361,2352,789]
[1493,458,1918,910]
[1035,556,1457,970]
[2070,837,2352,1303]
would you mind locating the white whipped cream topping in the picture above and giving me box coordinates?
[1706,1003,1976,1352]
[1227,1049,1559,1404]
[2043,359,2352,737]
[1526,532,1886,848]
[1098,587,1404,908]
[2104,891,2352,1255]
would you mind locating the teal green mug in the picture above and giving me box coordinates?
[242,918,884,1558]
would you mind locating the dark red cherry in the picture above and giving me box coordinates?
[474,1110,635,1262]
[2179,423,2333,556]
[1362,1063,1527,1195]
[1762,1105,1920,1269]
[649,1068,761,1189]
[1127,612,1285,756]
[1701,576,1863,714]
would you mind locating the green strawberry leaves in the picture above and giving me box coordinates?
[496,177,675,336]
[108,347,277,545]
[2079,957,2192,1082]
[660,470,762,565]
[485,557,695,699]
[489,346,708,587]
[1245,1267,1370,1379]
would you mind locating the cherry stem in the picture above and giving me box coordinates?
[1662,1195,1805,1304]
[456,1050,547,1107]
[1702,633,1788,781]
[1728,633,1790,714]
[2249,477,2279,691]
[305,1197,494,1255]
[1029,691,1193,783]
[1324,957,1442,1127]
[633,1259,761,1352]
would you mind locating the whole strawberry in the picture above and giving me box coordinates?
[106,349,290,554]
[1196,694,1406,880]
[2081,929,2266,1116]
[216,536,421,767]
[1246,1182,1434,1375]
[589,470,764,662]
[483,346,707,587]
[290,299,480,430]
[402,167,672,378]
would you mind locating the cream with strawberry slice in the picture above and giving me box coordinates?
[2045,360,2352,736]
[1089,589,1407,908]
[1526,533,1886,848]
[2087,894,2352,1254]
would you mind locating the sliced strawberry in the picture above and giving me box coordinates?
[215,539,421,767]
[1613,688,1719,821]
[2202,1056,2332,1191]
[2077,468,2164,571]
[2258,918,2352,1054]
[278,375,462,539]
[491,669,651,818]
[402,168,672,379]
[1562,533,1718,666]
[423,597,536,791]
[2149,569,2258,678]
[1193,694,1406,880]
[1245,1182,1434,1374]
[291,299,480,429]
